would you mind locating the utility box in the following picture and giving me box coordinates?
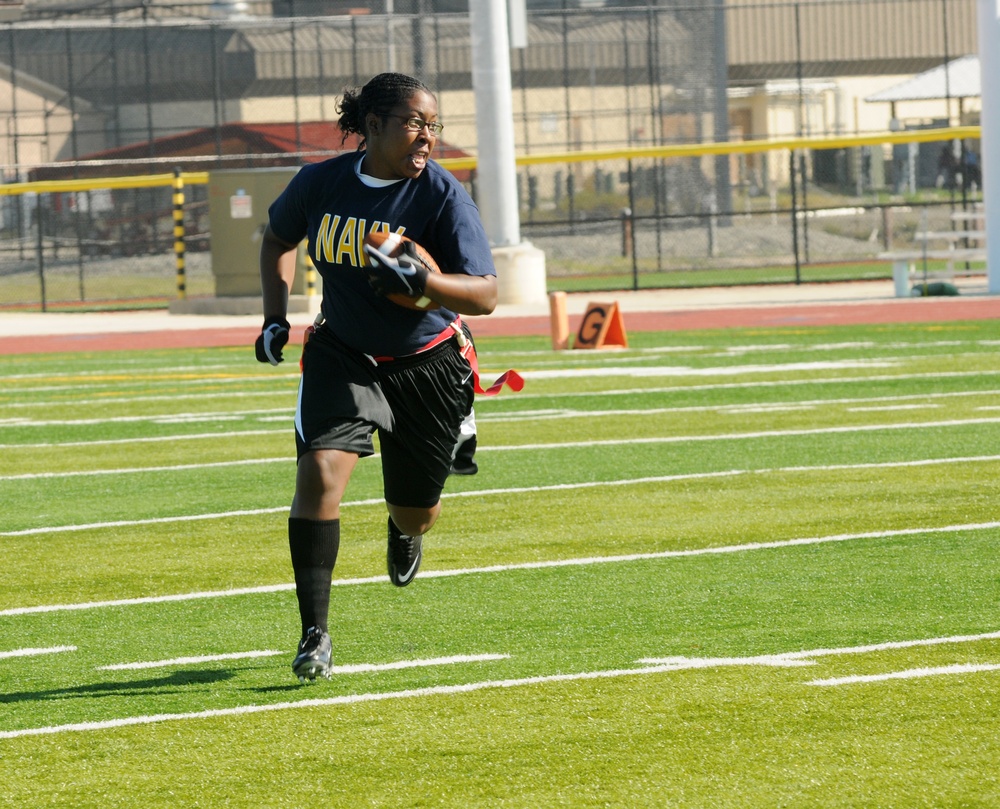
[207,168,305,297]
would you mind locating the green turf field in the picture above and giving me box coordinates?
[2,321,1000,807]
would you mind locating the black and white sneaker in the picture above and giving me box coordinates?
[292,626,332,683]
[387,517,423,587]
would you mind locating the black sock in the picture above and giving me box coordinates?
[288,517,340,636]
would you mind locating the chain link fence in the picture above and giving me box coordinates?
[0,0,983,310]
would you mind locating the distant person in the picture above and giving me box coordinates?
[255,72,498,683]
[961,147,981,191]
[937,145,957,190]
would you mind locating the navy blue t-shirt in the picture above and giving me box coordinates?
[268,153,496,357]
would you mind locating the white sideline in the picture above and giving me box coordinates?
[4,518,1000,617]
[2,457,289,481]
[0,663,831,740]
[0,473,745,537]
[4,632,1000,740]
[642,630,1000,665]
[4,368,1000,419]
[9,446,1000,532]
[9,449,1000,537]
[808,663,1000,686]
[0,582,298,616]
[8,418,1000,482]
[0,645,76,659]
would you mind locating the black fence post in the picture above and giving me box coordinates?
[621,207,633,258]
[626,158,639,290]
[790,149,801,285]
[567,171,576,233]
[35,194,46,312]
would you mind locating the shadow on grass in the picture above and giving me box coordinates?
[251,682,315,694]
[0,668,234,703]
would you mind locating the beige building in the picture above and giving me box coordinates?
[0,63,106,174]
[0,0,982,192]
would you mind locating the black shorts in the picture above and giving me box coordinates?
[295,325,475,508]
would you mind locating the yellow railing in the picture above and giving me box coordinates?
[0,124,981,306]
[0,172,211,196]
[437,126,982,171]
[0,126,979,195]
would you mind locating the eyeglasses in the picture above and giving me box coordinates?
[385,114,444,135]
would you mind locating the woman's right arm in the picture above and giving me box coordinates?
[259,224,301,320]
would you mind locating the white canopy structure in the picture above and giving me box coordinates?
[866,55,981,104]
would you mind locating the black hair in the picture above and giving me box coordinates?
[337,72,432,149]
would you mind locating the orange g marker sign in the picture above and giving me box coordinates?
[573,301,629,350]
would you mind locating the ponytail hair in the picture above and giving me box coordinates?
[337,72,432,148]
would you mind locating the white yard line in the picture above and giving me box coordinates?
[6,369,1000,416]
[523,360,900,379]
[0,645,77,659]
[0,664,689,739]
[7,451,1000,533]
[808,663,1000,686]
[0,429,285,449]
[2,473,743,539]
[0,506,299,539]
[0,581,298,616]
[643,631,1000,688]
[1,375,286,395]
[0,407,290,427]
[5,633,1000,740]
[0,391,291,411]
[0,341,993,384]
[2,457,290,481]
[7,422,1000,482]
[475,418,1000,436]
[4,518,1000,616]
[5,386,1000,449]
[642,630,1000,666]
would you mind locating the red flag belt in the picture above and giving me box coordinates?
[302,314,523,396]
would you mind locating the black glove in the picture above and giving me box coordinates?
[255,316,290,365]
[362,241,430,298]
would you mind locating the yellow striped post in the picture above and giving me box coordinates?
[172,168,186,299]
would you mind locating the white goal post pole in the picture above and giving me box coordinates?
[468,0,548,305]
[978,0,1000,293]
[468,0,520,248]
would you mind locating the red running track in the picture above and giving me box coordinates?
[6,295,1000,355]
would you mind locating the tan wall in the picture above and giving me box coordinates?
[0,79,106,171]
[232,77,964,197]
[236,87,664,156]
[238,74,963,158]
[12,67,971,198]
[726,0,978,68]
[117,100,234,139]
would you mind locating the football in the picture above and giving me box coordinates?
[363,231,441,311]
